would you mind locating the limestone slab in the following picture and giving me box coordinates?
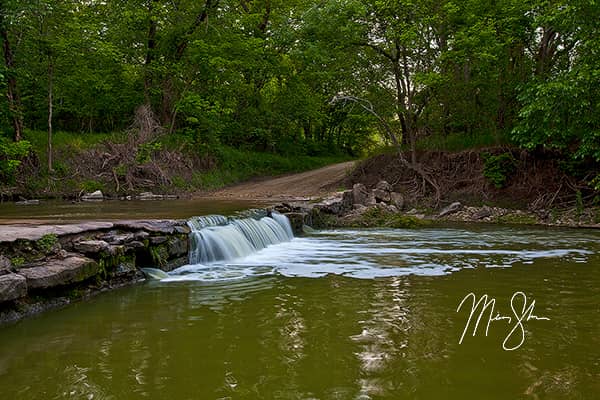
[20,256,99,289]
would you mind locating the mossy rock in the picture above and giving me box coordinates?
[495,213,539,225]
[35,234,59,253]
[149,245,169,267]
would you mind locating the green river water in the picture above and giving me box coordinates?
[0,221,599,399]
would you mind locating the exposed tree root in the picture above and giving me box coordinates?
[346,148,597,210]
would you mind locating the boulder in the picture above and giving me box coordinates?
[174,225,191,234]
[0,255,12,275]
[125,241,146,250]
[19,256,99,289]
[150,236,168,245]
[390,192,404,210]
[112,262,138,279]
[114,220,184,234]
[438,202,463,218]
[0,273,27,302]
[341,190,353,211]
[352,183,369,206]
[375,203,397,213]
[139,192,161,200]
[73,240,109,254]
[473,206,492,220]
[283,212,307,235]
[314,198,343,214]
[365,192,377,206]
[106,245,125,257]
[81,190,104,201]
[167,238,188,257]
[0,222,114,243]
[15,199,40,206]
[375,180,393,192]
[101,232,134,245]
[314,191,353,215]
[373,180,393,203]
[372,189,391,203]
[138,192,175,201]
[134,231,150,241]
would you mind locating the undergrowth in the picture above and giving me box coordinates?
[10,130,350,197]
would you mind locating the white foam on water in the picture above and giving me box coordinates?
[165,226,597,282]
[187,211,294,265]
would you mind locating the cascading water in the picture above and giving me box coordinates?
[187,211,294,265]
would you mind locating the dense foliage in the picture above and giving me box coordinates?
[0,0,598,187]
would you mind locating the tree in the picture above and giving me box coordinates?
[0,0,24,141]
[512,0,600,184]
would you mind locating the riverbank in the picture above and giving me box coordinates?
[0,220,190,325]
[272,180,600,231]
[201,147,599,227]
[0,208,303,326]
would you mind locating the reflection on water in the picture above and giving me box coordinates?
[0,198,267,222]
[0,226,599,399]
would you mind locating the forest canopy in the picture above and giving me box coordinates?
[0,0,598,190]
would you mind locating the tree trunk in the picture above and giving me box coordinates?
[144,0,157,104]
[535,27,558,77]
[47,61,54,172]
[174,0,214,60]
[1,25,24,142]
[257,0,271,34]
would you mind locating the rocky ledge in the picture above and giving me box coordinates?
[0,220,190,325]
[275,181,600,231]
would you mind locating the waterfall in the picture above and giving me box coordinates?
[187,212,294,264]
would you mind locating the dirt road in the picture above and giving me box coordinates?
[210,161,356,201]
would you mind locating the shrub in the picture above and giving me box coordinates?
[482,152,516,188]
[80,179,104,193]
[0,137,31,183]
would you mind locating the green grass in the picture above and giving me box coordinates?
[18,130,352,195]
[24,130,117,156]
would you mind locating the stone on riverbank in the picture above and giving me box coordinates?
[19,256,100,289]
[0,274,27,302]
[352,183,369,206]
[438,202,462,217]
[373,180,392,203]
[390,192,404,210]
[314,191,352,215]
[74,240,110,254]
[81,190,104,201]
[0,255,12,275]
[0,219,192,325]
[113,220,190,234]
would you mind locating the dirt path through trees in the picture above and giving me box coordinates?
[208,161,356,201]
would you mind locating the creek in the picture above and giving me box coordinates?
[0,203,598,399]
